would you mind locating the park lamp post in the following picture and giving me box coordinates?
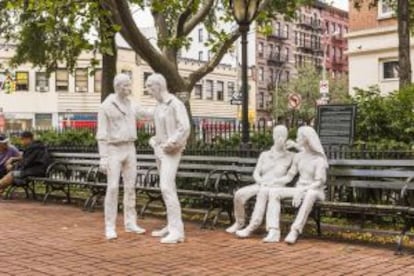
[230,0,262,147]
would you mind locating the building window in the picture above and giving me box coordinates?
[227,81,235,99]
[75,68,88,93]
[285,47,289,60]
[194,83,203,99]
[56,69,69,92]
[205,80,213,100]
[259,92,265,109]
[217,81,224,101]
[331,22,336,32]
[35,72,49,92]
[285,71,290,82]
[143,72,152,95]
[198,28,203,42]
[382,60,399,80]
[198,51,203,61]
[275,22,280,35]
[258,42,264,58]
[269,68,274,83]
[295,31,298,45]
[325,21,330,33]
[338,25,342,35]
[258,67,264,81]
[35,113,52,128]
[94,69,102,93]
[378,0,394,18]
[269,44,274,56]
[15,72,29,91]
[284,25,289,38]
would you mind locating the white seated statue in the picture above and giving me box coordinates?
[264,126,328,244]
[226,125,294,239]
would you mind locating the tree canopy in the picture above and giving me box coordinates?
[0,0,310,96]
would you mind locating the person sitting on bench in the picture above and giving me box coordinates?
[0,131,50,195]
[0,135,22,179]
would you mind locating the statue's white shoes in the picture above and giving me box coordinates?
[226,223,244,234]
[105,229,118,240]
[151,227,169,237]
[125,224,146,234]
[160,233,185,244]
[263,229,280,243]
[235,228,252,238]
[284,230,299,244]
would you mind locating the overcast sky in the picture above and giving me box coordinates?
[330,0,348,11]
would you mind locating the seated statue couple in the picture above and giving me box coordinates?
[226,125,328,244]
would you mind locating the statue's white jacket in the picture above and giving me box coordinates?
[96,94,151,157]
[152,94,190,153]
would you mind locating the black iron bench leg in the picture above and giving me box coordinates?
[89,194,102,212]
[66,184,71,204]
[43,184,52,204]
[212,208,224,229]
[396,220,411,255]
[3,186,14,200]
[201,205,215,229]
[313,207,322,236]
[30,182,37,200]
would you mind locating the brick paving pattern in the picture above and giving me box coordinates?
[0,200,413,276]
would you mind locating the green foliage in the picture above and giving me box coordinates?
[352,85,414,144]
[276,65,350,125]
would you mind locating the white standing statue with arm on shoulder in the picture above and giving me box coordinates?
[96,73,152,240]
[226,125,294,240]
[264,126,329,244]
[145,73,191,244]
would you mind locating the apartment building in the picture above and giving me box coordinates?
[0,45,242,130]
[347,0,404,95]
[253,1,349,121]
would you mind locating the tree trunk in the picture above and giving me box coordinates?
[101,32,117,102]
[398,0,412,89]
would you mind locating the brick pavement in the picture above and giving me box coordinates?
[0,200,413,276]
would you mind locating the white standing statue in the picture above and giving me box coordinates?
[145,73,191,244]
[226,125,294,240]
[265,126,328,244]
[96,73,151,240]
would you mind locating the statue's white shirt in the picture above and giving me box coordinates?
[153,94,190,152]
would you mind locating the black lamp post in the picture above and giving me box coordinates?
[230,0,262,147]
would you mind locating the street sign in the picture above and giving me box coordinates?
[316,104,357,145]
[288,93,302,110]
[319,80,329,94]
[230,91,242,105]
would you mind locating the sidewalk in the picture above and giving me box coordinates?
[0,200,412,276]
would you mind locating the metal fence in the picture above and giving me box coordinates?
[5,124,414,159]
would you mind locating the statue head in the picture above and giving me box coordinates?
[272,125,288,150]
[113,73,132,98]
[297,126,328,166]
[145,73,168,102]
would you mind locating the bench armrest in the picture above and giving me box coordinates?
[203,169,240,193]
[400,176,414,200]
[45,161,68,178]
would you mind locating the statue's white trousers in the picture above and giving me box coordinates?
[233,184,259,226]
[105,142,138,231]
[266,188,325,232]
[156,152,184,237]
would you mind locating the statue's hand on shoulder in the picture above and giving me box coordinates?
[162,142,180,155]
[99,158,108,174]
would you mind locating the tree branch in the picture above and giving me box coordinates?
[188,29,240,88]
[103,0,186,93]
[176,0,197,37]
[183,0,215,36]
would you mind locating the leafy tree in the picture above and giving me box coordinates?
[0,0,309,111]
[352,85,414,144]
[275,65,350,125]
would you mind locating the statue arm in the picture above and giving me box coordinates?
[164,102,191,150]
[134,103,154,119]
[96,108,108,158]
[309,159,327,190]
[252,153,265,184]
[267,156,298,187]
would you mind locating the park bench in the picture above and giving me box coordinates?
[314,159,414,253]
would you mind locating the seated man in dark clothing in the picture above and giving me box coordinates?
[0,135,22,178]
[0,131,50,194]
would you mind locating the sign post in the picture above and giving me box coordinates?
[319,80,329,105]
